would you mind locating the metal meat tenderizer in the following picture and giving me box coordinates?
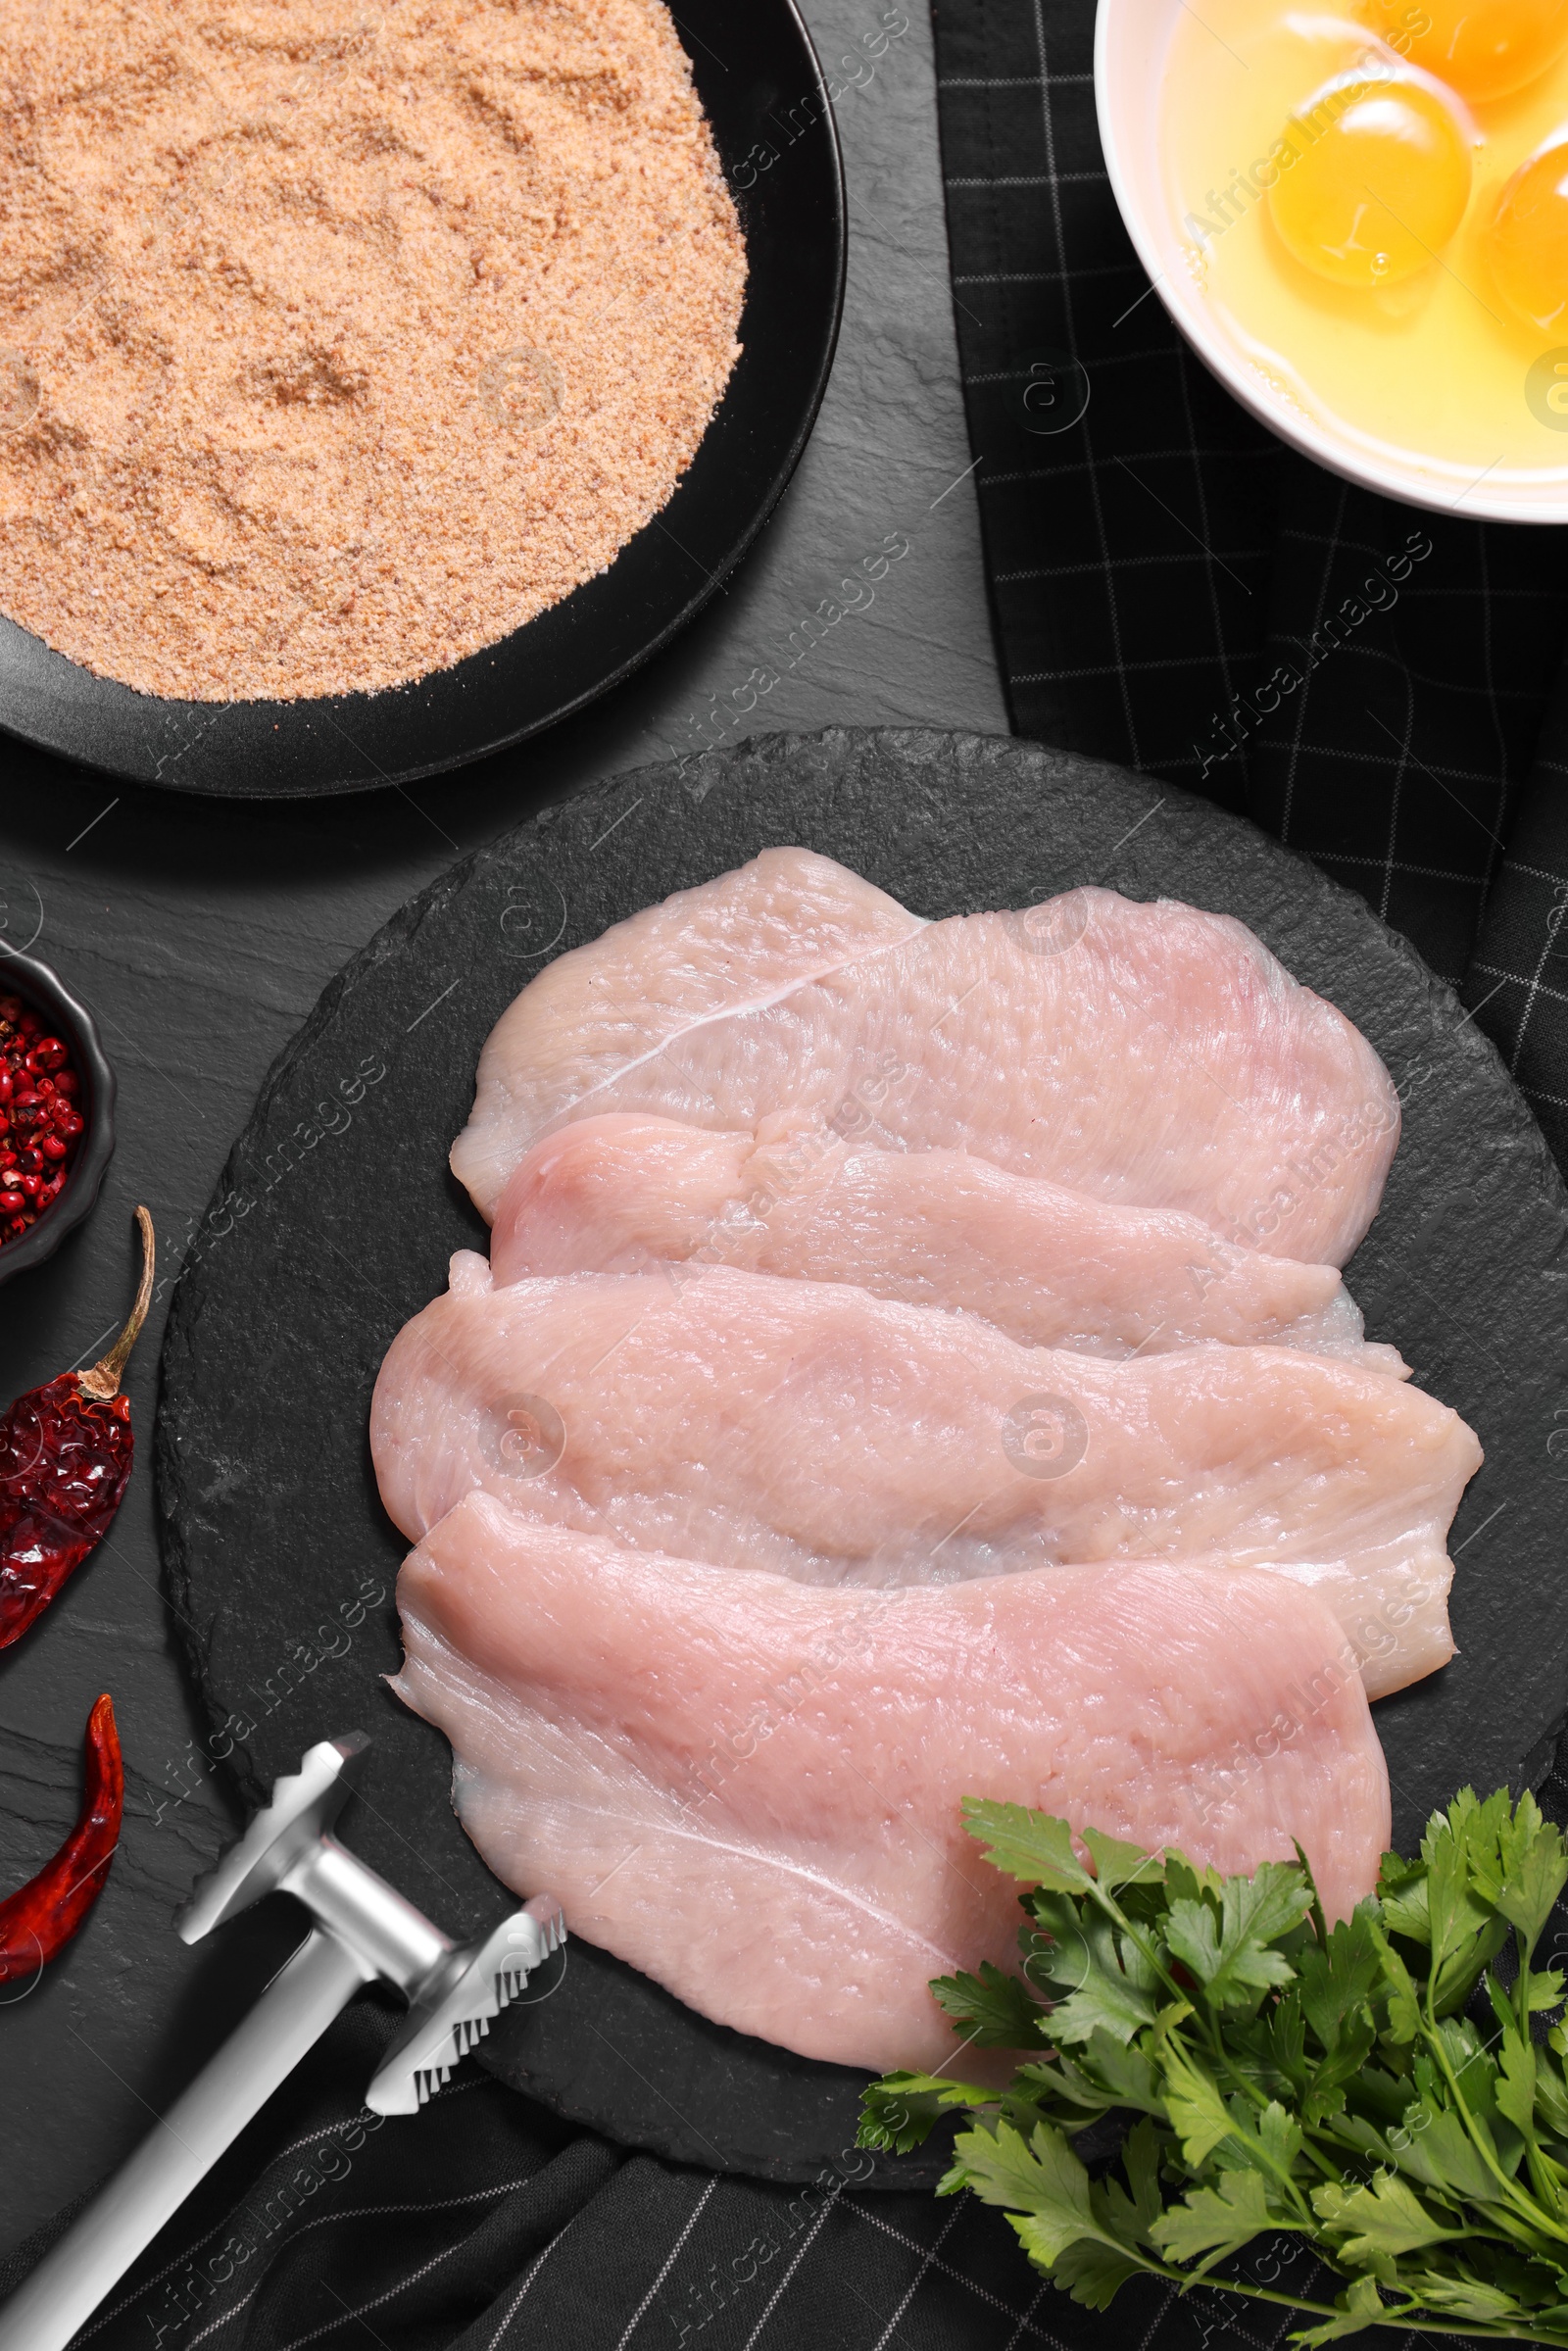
[0,1732,564,2351]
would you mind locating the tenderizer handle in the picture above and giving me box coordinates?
[0,1927,370,2351]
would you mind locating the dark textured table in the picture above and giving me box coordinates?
[0,0,1008,2256]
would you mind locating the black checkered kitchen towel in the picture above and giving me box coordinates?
[1,1987,1465,2351]
[3,1988,1250,2351]
[931,0,1568,1168]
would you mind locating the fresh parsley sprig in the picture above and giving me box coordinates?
[857,1788,1568,2343]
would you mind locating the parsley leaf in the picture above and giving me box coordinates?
[1311,2173,1458,2263]
[1164,1863,1306,2010]
[1291,2273,1388,2344]
[1495,1794,1568,1950]
[858,2071,996,2154]
[1150,2170,1275,2270]
[960,1801,1095,1894]
[930,1960,1047,2049]
[1156,2035,1236,2166]
[952,2119,1097,2258]
[1046,2235,1150,2308]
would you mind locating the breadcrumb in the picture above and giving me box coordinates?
[0,0,747,701]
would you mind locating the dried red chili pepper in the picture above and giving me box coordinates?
[0,1207,156,1649]
[0,1693,122,1986]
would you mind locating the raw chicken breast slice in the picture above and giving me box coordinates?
[392,1494,1392,2072]
[490,1109,1408,1372]
[453,847,925,1220]
[451,851,1399,1265]
[370,1257,1479,1697]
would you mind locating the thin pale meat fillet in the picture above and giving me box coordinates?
[453,847,924,1219]
[451,850,1400,1264]
[392,1493,1392,2071]
[490,1109,1407,1370]
[370,1257,1479,1697]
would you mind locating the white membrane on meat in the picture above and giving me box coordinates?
[392,1494,1393,2072]
[490,1109,1407,1370]
[370,1257,1479,1698]
[451,847,1400,1265]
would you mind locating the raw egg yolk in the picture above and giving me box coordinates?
[1487,132,1568,324]
[1269,73,1473,285]
[1360,0,1568,103]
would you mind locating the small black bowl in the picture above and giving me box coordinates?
[0,948,116,1285]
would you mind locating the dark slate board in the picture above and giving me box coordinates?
[157,726,1568,2184]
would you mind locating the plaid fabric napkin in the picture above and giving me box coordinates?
[0,1992,1452,2351]
[931,0,1568,1168]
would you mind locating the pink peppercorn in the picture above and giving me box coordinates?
[0,1001,86,1251]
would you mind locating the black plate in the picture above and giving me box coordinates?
[0,2,845,800]
[158,727,1568,2182]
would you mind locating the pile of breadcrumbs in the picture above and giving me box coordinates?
[0,0,747,701]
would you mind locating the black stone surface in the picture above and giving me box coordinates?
[158,725,1568,2183]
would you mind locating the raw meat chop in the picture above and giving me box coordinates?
[392,1492,1393,2071]
[490,1109,1407,1370]
[451,849,1399,1264]
[370,1256,1479,1697]
[453,847,924,1218]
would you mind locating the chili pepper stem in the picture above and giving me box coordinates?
[79,1207,155,1401]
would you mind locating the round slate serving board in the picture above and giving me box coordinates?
[158,726,1568,2184]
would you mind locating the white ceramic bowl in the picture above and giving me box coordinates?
[1094,0,1568,521]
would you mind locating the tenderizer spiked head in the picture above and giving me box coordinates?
[368,1895,566,2114]
[180,1735,368,1944]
